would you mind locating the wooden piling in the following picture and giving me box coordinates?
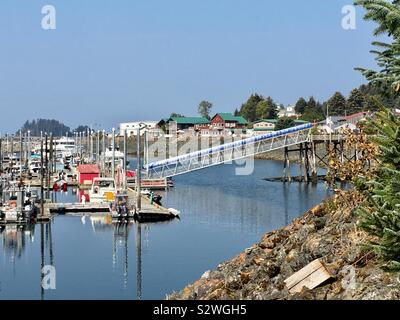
[311,141,318,184]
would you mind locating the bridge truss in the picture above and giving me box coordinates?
[144,124,313,179]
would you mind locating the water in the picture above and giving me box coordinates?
[0,160,329,300]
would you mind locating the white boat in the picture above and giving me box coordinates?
[54,137,76,158]
[0,188,36,224]
[88,177,116,203]
[104,147,128,165]
[29,159,41,174]
[168,208,180,217]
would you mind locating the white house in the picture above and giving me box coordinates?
[278,105,298,118]
[119,121,159,136]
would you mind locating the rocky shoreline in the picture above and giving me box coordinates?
[169,190,400,300]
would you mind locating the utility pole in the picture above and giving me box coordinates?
[49,133,54,176]
[87,129,90,160]
[28,130,31,164]
[144,130,149,177]
[19,131,23,184]
[45,134,48,198]
[112,128,116,180]
[123,130,127,190]
[90,130,94,161]
[136,126,142,211]
[40,138,44,217]
[0,134,2,174]
[97,130,100,164]
[10,134,14,181]
[102,130,106,177]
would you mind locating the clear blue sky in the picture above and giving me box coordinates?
[0,0,379,132]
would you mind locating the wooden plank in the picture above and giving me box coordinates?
[284,259,332,293]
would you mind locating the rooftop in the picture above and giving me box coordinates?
[77,164,100,174]
[170,117,211,125]
[214,113,248,125]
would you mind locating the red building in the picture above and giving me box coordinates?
[77,164,100,185]
[210,113,248,132]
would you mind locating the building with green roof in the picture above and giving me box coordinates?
[210,113,248,132]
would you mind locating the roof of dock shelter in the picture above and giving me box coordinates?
[77,164,100,174]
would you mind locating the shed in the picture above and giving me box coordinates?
[77,164,100,185]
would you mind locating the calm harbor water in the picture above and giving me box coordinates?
[0,160,329,300]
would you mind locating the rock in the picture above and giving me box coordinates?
[310,204,325,217]
[314,217,327,230]
[225,275,242,290]
[240,271,252,284]
[252,256,264,265]
[263,260,281,278]
[169,190,400,301]
[286,249,298,263]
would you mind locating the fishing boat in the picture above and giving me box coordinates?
[110,193,134,220]
[0,187,37,224]
[88,177,116,203]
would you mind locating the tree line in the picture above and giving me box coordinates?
[17,119,91,136]
[232,82,392,127]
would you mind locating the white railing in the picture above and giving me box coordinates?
[144,124,313,179]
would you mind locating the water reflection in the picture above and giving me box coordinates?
[82,216,146,300]
[0,160,332,299]
[0,224,34,261]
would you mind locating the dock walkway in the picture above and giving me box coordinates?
[127,188,177,222]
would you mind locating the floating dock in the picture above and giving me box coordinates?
[35,189,178,222]
[44,202,110,214]
[127,188,178,222]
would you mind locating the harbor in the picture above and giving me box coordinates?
[0,159,330,299]
[0,130,180,226]
[4,0,400,305]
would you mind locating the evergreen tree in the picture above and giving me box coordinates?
[355,0,400,270]
[365,95,383,112]
[347,88,366,114]
[18,119,71,136]
[295,97,307,114]
[256,96,278,119]
[355,0,400,94]
[307,96,317,110]
[170,113,185,118]
[300,96,325,122]
[239,93,264,123]
[327,92,347,116]
[73,125,91,133]
[357,109,400,270]
[275,117,295,130]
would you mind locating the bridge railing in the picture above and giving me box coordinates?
[144,123,313,179]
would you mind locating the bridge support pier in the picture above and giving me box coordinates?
[283,147,291,183]
[311,142,318,184]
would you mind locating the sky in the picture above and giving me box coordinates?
[0,0,381,133]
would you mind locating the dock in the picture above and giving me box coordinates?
[44,202,110,214]
[32,189,178,223]
[127,188,178,222]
